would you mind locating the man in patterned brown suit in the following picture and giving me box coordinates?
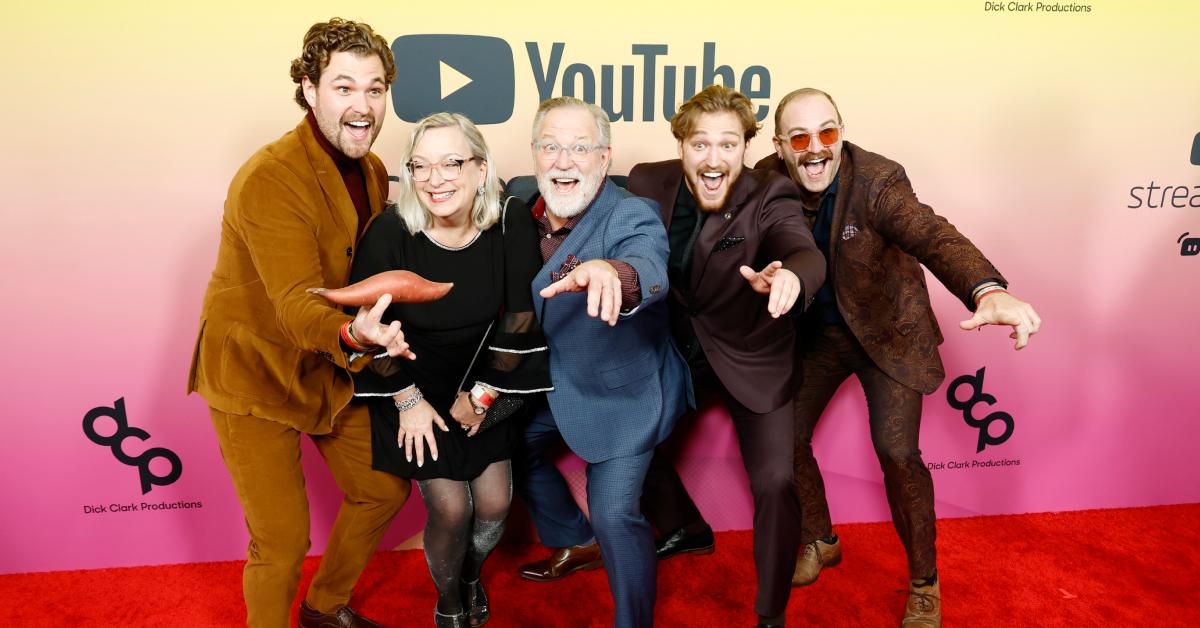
[755,88,1041,628]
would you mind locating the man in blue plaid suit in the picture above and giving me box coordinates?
[513,97,692,628]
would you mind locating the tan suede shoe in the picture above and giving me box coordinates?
[791,537,842,586]
[902,581,941,628]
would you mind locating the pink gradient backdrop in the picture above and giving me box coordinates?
[2,2,1198,575]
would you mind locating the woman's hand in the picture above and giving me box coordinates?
[451,391,487,437]
[396,395,449,466]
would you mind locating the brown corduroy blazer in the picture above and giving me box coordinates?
[756,143,1007,394]
[628,161,827,414]
[188,118,389,433]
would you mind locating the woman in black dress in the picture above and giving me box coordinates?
[349,112,549,628]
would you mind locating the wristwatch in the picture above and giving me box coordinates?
[470,384,495,415]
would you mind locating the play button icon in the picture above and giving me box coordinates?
[440,60,473,100]
[392,34,515,125]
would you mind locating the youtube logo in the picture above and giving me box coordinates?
[391,34,515,124]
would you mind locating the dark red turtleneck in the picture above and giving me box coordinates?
[306,110,371,240]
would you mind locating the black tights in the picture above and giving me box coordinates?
[417,460,511,614]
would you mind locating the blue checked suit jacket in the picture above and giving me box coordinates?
[532,179,693,464]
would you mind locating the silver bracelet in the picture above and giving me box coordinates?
[393,387,423,413]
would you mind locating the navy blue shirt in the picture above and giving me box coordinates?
[809,174,845,325]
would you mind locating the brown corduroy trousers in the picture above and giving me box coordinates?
[210,404,410,627]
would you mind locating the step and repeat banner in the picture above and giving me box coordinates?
[2,1,1197,574]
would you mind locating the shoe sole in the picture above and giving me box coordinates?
[517,559,604,582]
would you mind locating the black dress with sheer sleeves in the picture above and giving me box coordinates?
[349,197,550,481]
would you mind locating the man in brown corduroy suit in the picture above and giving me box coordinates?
[188,19,412,628]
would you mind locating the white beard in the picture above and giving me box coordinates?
[538,167,605,219]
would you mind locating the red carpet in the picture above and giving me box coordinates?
[4,504,1198,626]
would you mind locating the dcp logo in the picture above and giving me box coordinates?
[83,398,182,494]
[392,34,515,124]
[946,367,1014,453]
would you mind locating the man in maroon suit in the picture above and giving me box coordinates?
[756,88,1041,628]
[628,85,826,628]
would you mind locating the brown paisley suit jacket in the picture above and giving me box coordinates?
[757,143,1006,394]
[628,160,826,414]
[188,118,388,433]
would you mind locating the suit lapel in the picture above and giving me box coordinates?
[298,120,359,249]
[532,180,616,318]
[828,146,856,282]
[363,157,386,218]
[656,168,681,229]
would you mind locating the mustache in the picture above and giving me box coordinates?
[796,148,833,162]
[694,166,730,177]
[340,112,376,125]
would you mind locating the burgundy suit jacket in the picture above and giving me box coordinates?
[627,160,826,414]
[756,143,1007,394]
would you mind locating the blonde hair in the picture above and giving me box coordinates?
[393,112,502,235]
[671,84,760,142]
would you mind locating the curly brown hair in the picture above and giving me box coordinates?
[289,18,396,110]
[670,84,760,142]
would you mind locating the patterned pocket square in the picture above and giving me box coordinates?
[715,235,746,252]
[550,254,581,282]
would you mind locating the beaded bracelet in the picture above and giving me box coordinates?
[393,387,424,413]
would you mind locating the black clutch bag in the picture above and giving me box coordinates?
[476,395,524,433]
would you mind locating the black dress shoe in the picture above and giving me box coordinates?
[299,601,382,628]
[655,525,715,560]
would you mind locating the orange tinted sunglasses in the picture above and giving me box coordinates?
[782,126,842,152]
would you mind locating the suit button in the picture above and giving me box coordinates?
[345,247,353,257]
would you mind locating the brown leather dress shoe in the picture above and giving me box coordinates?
[299,601,382,628]
[791,537,842,586]
[517,542,603,582]
[901,581,942,628]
